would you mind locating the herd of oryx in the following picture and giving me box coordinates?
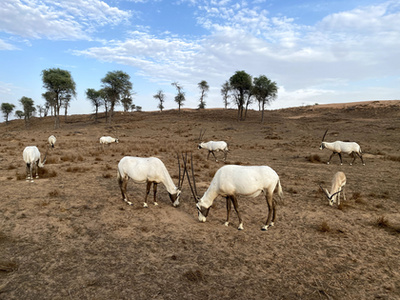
[22,129,365,231]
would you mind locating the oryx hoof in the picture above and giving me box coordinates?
[154,202,158,206]
[326,162,330,165]
[238,223,244,230]
[224,222,229,227]
[143,203,148,208]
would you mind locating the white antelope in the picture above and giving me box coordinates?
[319,130,365,165]
[100,136,119,145]
[48,135,56,148]
[197,129,229,162]
[319,171,347,207]
[184,154,283,231]
[117,155,185,208]
[22,146,48,182]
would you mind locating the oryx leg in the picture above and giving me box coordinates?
[262,191,275,231]
[153,183,158,206]
[231,195,243,230]
[143,181,152,208]
[34,160,39,178]
[210,151,218,162]
[224,196,232,227]
[26,163,31,181]
[355,152,365,165]
[338,153,343,165]
[223,150,227,162]
[119,177,132,205]
[327,152,336,164]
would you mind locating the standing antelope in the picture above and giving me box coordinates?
[48,135,56,148]
[22,146,48,182]
[319,130,365,165]
[197,129,229,162]
[184,154,283,231]
[319,171,347,207]
[117,156,185,208]
[100,136,119,151]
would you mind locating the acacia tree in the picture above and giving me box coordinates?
[229,71,252,121]
[42,91,57,116]
[1,103,15,124]
[198,80,209,109]
[19,96,35,128]
[85,88,103,122]
[253,75,278,123]
[220,81,231,109]
[121,94,133,112]
[15,110,24,119]
[171,82,185,112]
[153,90,165,112]
[41,68,76,129]
[101,71,133,123]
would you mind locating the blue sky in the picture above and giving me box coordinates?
[0,0,399,117]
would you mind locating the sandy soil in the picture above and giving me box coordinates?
[0,101,399,299]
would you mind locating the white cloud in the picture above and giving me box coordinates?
[0,38,18,50]
[0,0,131,40]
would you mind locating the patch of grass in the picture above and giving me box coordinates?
[48,190,60,198]
[15,172,25,181]
[183,269,205,282]
[306,154,321,163]
[385,155,400,162]
[318,221,331,233]
[38,168,57,178]
[66,166,88,173]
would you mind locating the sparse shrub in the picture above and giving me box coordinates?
[306,154,321,163]
[103,173,112,179]
[66,166,87,173]
[7,164,16,170]
[48,190,60,198]
[183,269,205,282]
[376,216,389,228]
[38,168,57,178]
[287,187,298,194]
[385,155,400,162]
[318,221,331,233]
[95,157,103,161]
[16,172,25,181]
[45,157,59,164]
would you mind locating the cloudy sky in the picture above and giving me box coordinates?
[0,0,399,116]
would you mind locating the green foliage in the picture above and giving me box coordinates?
[229,70,252,120]
[1,103,15,123]
[171,82,185,111]
[19,96,35,128]
[15,110,24,119]
[198,80,209,109]
[253,75,278,122]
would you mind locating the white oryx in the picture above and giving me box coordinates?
[197,129,229,162]
[319,130,365,165]
[22,146,48,182]
[319,171,347,207]
[100,136,119,145]
[184,154,283,231]
[117,155,185,208]
[48,135,56,148]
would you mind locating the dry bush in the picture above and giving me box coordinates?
[7,164,17,170]
[376,216,389,228]
[48,190,60,198]
[45,157,59,164]
[15,171,25,181]
[385,155,400,162]
[306,154,321,163]
[318,221,331,233]
[38,168,57,178]
[103,173,113,179]
[183,269,205,282]
[66,166,88,173]
[351,192,364,204]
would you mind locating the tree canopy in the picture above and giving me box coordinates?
[229,70,253,120]
[1,103,15,124]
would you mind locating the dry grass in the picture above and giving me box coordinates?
[318,221,331,233]
[306,154,321,163]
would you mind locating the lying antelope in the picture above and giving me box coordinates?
[117,155,185,208]
[184,153,283,231]
[319,171,347,207]
[197,129,229,162]
[22,146,48,182]
[319,130,365,165]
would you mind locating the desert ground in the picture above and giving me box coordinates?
[0,100,399,299]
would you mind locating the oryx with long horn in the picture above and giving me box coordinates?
[183,153,283,231]
[197,129,229,162]
[117,154,185,208]
[319,171,347,207]
[22,146,49,182]
[319,129,365,165]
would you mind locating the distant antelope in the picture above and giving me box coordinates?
[319,130,365,165]
[117,155,185,208]
[184,153,283,231]
[100,136,119,151]
[197,129,229,162]
[22,146,49,182]
[319,171,347,206]
[48,135,56,148]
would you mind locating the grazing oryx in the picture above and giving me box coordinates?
[319,130,365,165]
[319,171,347,207]
[48,135,56,148]
[197,129,229,162]
[117,155,185,208]
[184,154,283,231]
[22,146,48,182]
[100,136,119,151]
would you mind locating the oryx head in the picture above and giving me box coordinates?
[319,184,341,206]
[319,129,328,150]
